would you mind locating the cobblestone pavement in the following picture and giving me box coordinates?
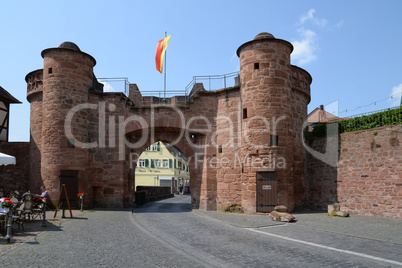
[0,196,401,267]
[0,209,87,255]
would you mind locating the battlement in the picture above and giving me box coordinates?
[25,69,43,101]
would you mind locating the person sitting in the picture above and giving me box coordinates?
[37,186,49,199]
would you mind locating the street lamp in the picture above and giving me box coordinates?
[41,202,47,227]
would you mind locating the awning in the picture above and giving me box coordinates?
[0,152,16,165]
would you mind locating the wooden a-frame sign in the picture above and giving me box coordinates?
[54,184,73,218]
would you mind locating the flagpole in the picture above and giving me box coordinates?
[164,31,167,101]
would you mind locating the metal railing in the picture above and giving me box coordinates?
[342,106,401,119]
[98,71,239,106]
[185,71,240,96]
[97,77,130,95]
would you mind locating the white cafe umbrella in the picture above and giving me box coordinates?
[0,152,16,165]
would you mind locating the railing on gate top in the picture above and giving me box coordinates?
[97,78,130,96]
[185,71,240,98]
[97,71,240,106]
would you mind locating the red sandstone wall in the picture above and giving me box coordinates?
[216,89,242,209]
[291,66,311,209]
[26,69,44,192]
[305,138,338,208]
[0,142,30,194]
[306,124,401,219]
[239,38,296,212]
[40,47,95,207]
[85,90,219,209]
[86,93,132,208]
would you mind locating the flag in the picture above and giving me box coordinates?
[155,35,171,73]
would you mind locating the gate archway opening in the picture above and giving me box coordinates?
[126,128,206,209]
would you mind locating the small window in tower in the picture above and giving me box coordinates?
[218,145,222,154]
[243,108,247,119]
[270,135,279,147]
[48,67,53,74]
[67,139,75,149]
[254,63,259,69]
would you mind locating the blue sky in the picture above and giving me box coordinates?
[1,0,401,142]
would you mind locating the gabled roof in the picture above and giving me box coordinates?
[308,107,340,123]
[0,86,21,104]
[164,142,188,162]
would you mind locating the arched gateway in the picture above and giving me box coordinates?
[26,33,311,213]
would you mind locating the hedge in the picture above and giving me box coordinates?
[305,107,401,141]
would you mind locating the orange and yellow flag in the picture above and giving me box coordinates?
[155,35,171,73]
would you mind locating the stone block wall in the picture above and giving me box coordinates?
[306,124,401,219]
[305,138,338,209]
[215,88,242,210]
[0,142,30,194]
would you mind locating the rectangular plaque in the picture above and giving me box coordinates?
[262,185,272,190]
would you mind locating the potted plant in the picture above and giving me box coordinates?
[1,198,13,212]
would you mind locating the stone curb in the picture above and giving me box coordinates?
[192,209,285,228]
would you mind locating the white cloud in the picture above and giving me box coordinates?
[291,9,328,66]
[291,28,317,65]
[299,9,327,28]
[99,81,115,92]
[389,84,402,107]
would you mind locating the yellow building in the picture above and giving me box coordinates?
[135,141,190,193]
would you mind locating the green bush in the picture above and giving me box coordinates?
[339,107,401,133]
[305,107,401,141]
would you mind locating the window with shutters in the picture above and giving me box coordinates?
[155,160,161,168]
[163,159,169,168]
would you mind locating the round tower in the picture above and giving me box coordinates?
[40,42,96,206]
[26,69,44,192]
[237,32,303,212]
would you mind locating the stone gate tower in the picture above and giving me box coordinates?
[25,33,311,212]
[26,42,96,204]
[237,32,311,211]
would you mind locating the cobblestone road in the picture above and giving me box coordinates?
[0,196,401,267]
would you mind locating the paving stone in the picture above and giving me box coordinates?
[0,196,400,267]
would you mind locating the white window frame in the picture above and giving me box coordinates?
[163,159,169,168]
[152,144,158,151]
[155,160,161,168]
[139,159,145,167]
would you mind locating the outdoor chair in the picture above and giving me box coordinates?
[22,194,35,220]
[32,202,44,220]
[10,196,19,204]
[11,202,25,231]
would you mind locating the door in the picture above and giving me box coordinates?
[59,170,79,207]
[256,171,278,213]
